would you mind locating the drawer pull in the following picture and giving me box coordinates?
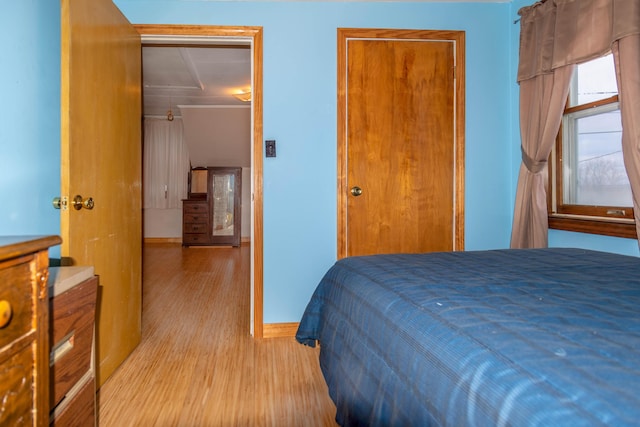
[51,331,75,365]
[0,299,12,328]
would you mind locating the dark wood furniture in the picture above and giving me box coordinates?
[0,235,61,426]
[183,167,242,247]
[183,199,210,245]
[49,268,98,426]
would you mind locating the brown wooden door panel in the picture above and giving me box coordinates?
[338,29,465,258]
[61,0,142,386]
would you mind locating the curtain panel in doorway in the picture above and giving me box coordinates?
[143,118,190,209]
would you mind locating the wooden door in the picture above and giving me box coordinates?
[61,0,141,386]
[338,29,465,258]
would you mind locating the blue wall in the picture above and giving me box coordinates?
[0,1,61,257]
[114,0,515,322]
[3,1,635,325]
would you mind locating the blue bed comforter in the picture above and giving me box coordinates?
[296,248,640,426]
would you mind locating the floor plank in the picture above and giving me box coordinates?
[97,243,337,426]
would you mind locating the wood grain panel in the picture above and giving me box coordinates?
[338,28,465,258]
[98,243,336,426]
[0,236,62,261]
[0,345,34,425]
[61,0,142,386]
[52,378,96,427]
[50,277,98,408]
[0,260,32,349]
[0,236,58,426]
[263,322,299,338]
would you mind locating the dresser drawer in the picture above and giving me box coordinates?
[184,213,208,223]
[0,344,34,426]
[0,258,33,349]
[184,223,208,234]
[50,277,97,409]
[50,325,93,409]
[183,233,209,244]
[184,203,208,214]
[51,375,95,427]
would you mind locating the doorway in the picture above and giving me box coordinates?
[136,25,264,337]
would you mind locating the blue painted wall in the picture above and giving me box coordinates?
[114,0,515,322]
[3,1,635,325]
[0,1,61,257]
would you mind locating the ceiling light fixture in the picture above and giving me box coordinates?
[167,97,174,121]
[233,90,252,102]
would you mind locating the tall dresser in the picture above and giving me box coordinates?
[182,167,242,247]
[182,199,210,246]
[0,235,61,426]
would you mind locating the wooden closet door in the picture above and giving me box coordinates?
[337,29,465,258]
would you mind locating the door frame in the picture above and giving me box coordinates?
[135,25,265,338]
[337,28,466,258]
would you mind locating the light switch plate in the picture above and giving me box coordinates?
[266,140,276,157]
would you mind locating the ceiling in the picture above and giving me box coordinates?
[142,44,252,117]
[142,43,252,168]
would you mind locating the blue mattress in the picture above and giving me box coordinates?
[296,248,640,426]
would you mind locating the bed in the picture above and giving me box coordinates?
[295,248,640,426]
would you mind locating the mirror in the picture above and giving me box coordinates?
[211,174,235,236]
[189,167,208,197]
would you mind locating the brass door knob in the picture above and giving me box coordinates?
[350,186,363,197]
[72,195,95,210]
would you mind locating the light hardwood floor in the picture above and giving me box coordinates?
[97,243,337,426]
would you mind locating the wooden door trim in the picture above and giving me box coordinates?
[337,28,465,259]
[134,25,265,338]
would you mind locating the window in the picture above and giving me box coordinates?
[549,53,636,238]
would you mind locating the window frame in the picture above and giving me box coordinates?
[548,90,637,239]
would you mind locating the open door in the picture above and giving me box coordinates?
[61,0,142,386]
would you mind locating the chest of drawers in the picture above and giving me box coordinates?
[0,235,61,426]
[182,200,210,246]
[183,167,242,247]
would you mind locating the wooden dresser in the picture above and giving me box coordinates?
[0,235,61,426]
[183,167,242,247]
[182,199,210,246]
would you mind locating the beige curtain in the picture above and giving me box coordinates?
[510,66,573,248]
[613,34,640,241]
[511,0,640,248]
[143,118,190,209]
